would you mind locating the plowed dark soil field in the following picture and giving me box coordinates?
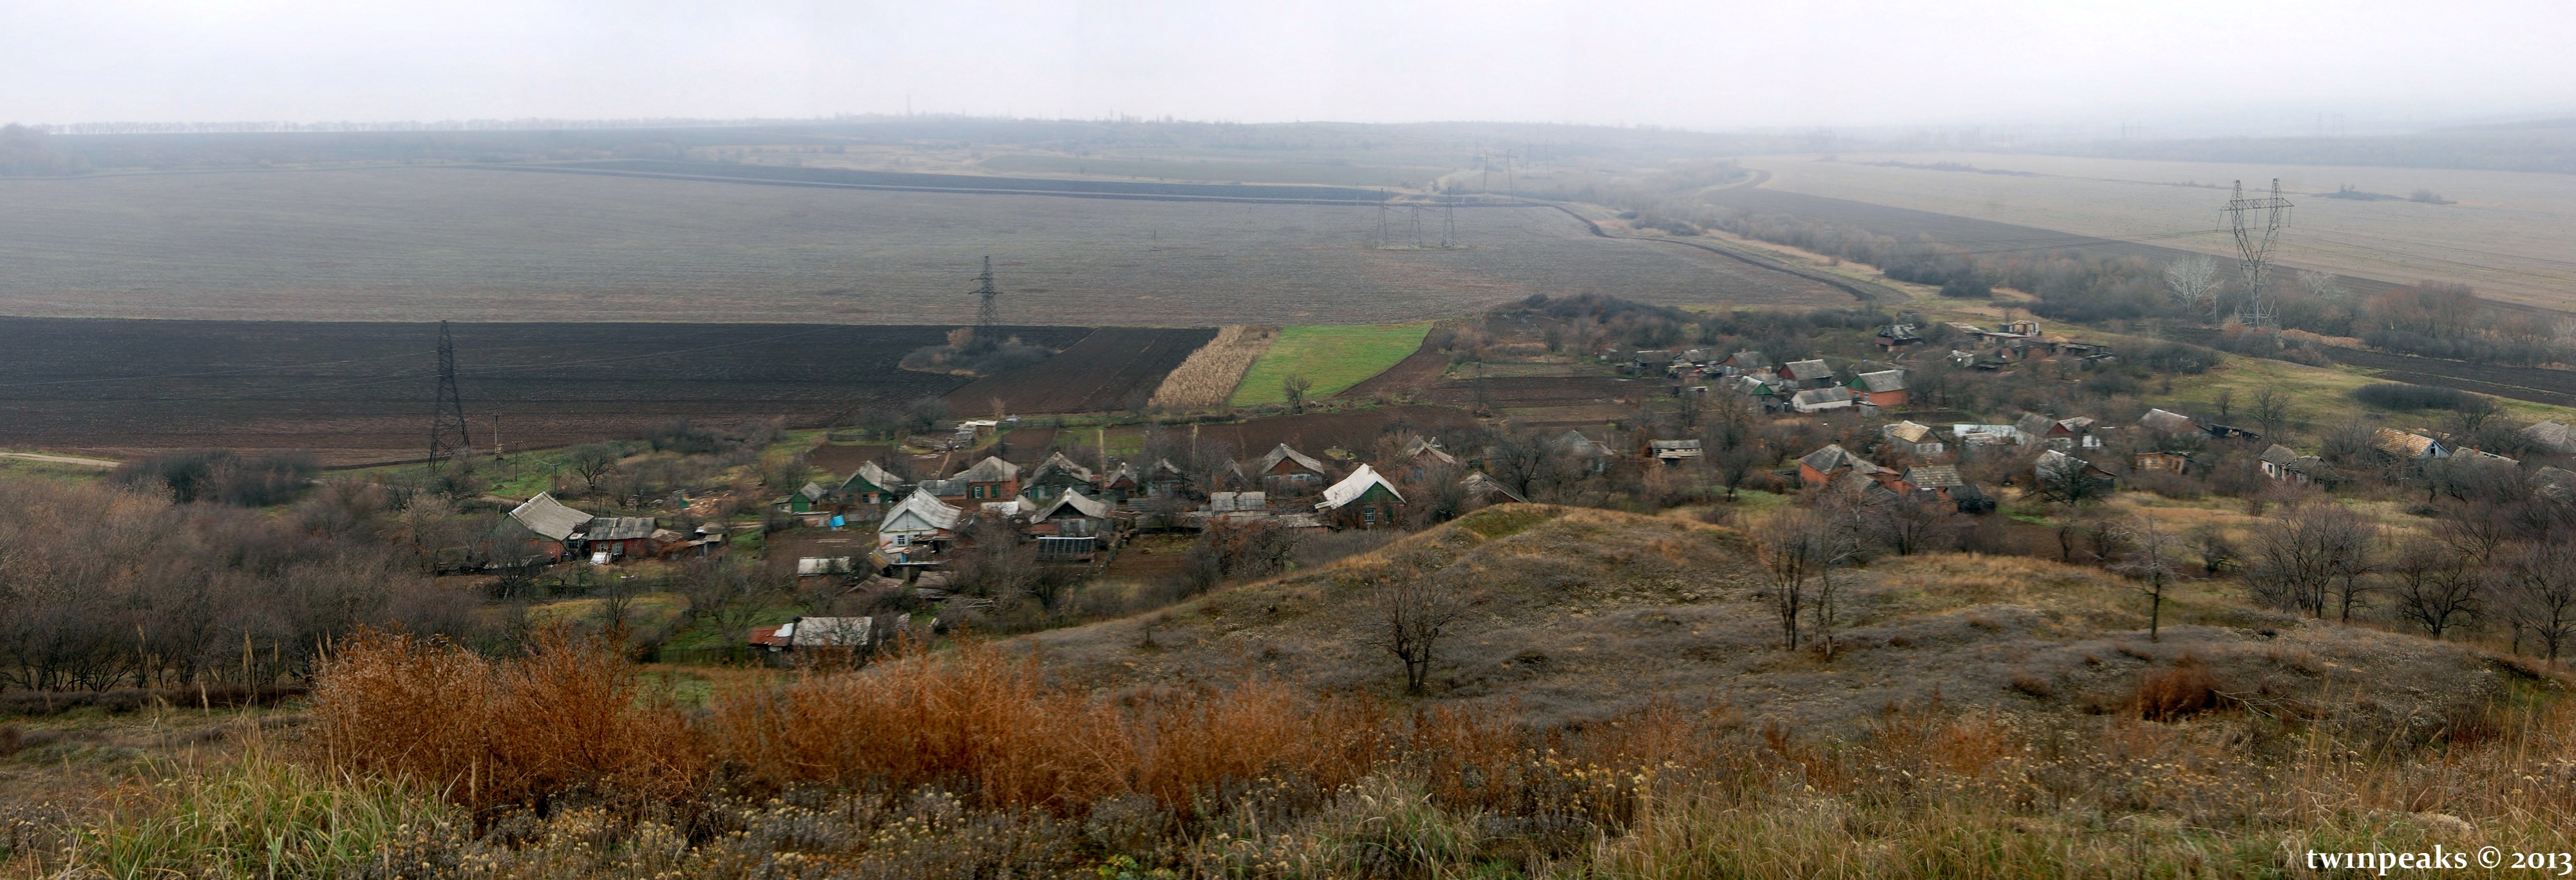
[0,319,1086,465]
[942,327,1218,415]
[1189,406,1480,459]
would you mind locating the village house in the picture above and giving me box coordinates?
[1027,491,1115,561]
[2132,451,2193,474]
[2137,408,2199,436]
[502,492,592,561]
[1394,438,1459,482]
[834,461,907,506]
[1906,468,1958,501]
[923,456,1022,503]
[1021,451,1095,501]
[1316,464,1405,529]
[1777,359,1837,389]
[1797,444,1893,489]
[1881,421,1946,456]
[795,557,854,577]
[2535,467,2576,501]
[1791,386,1855,413]
[748,616,873,660]
[878,490,967,548]
[2369,428,2450,461]
[1205,491,1269,518]
[2036,449,2118,494]
[2259,444,2324,484]
[1875,323,1924,351]
[1649,438,1704,465]
[1551,430,1616,474]
[1146,458,1197,498]
[2524,420,2576,454]
[1951,423,2026,447]
[1097,462,1142,501]
[1252,443,1333,490]
[2017,414,2103,450]
[1460,471,1526,505]
[1848,370,1908,407]
[580,516,658,561]
[1719,350,1770,377]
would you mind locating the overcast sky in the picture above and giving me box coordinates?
[8,0,2572,133]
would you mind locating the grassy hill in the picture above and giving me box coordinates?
[1023,505,2526,734]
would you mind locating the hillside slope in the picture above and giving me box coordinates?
[1023,505,2532,734]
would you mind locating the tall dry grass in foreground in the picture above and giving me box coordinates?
[28,634,2576,878]
[1148,325,1274,410]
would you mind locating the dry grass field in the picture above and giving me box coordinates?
[1146,324,1276,409]
[0,165,1850,326]
[1738,152,2576,310]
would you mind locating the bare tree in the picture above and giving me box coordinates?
[1354,575,1471,694]
[2388,538,2482,640]
[2164,255,2222,319]
[2505,543,2576,664]
[1761,509,1837,651]
[565,444,620,493]
[1283,373,1315,414]
[2249,388,2295,440]
[1868,495,1954,556]
[2245,501,2373,618]
[2112,516,2186,641]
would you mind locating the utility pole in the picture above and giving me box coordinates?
[2222,179,2294,329]
[971,256,1001,328]
[493,412,505,460]
[426,321,471,469]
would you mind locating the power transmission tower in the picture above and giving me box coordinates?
[971,256,1001,327]
[1407,203,1425,247]
[1376,201,1390,248]
[426,321,471,468]
[2222,179,2293,329]
[1440,198,1457,248]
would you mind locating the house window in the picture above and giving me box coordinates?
[1363,507,1377,525]
[971,485,984,499]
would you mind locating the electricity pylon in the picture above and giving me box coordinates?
[2223,179,2293,329]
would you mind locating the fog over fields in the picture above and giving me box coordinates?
[0,165,1848,324]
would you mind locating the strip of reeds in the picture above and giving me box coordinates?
[1148,324,1274,411]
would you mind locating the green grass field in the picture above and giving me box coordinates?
[1227,323,1432,406]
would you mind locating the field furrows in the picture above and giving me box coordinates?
[0,166,1850,325]
[0,319,1088,465]
[942,327,1218,415]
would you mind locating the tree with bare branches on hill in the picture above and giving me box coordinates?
[1355,573,1471,695]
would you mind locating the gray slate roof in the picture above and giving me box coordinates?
[1780,359,1834,381]
[586,516,657,541]
[507,493,594,541]
[1254,443,1331,475]
[1852,370,1908,393]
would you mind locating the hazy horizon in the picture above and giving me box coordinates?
[9,0,2575,138]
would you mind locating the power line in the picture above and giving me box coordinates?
[426,321,471,469]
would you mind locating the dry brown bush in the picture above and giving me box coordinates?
[2134,655,2223,721]
[1146,324,1274,410]
[308,629,708,814]
[706,641,1383,814]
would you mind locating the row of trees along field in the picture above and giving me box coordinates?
[1709,210,2573,366]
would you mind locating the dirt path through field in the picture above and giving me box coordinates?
[0,452,117,467]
